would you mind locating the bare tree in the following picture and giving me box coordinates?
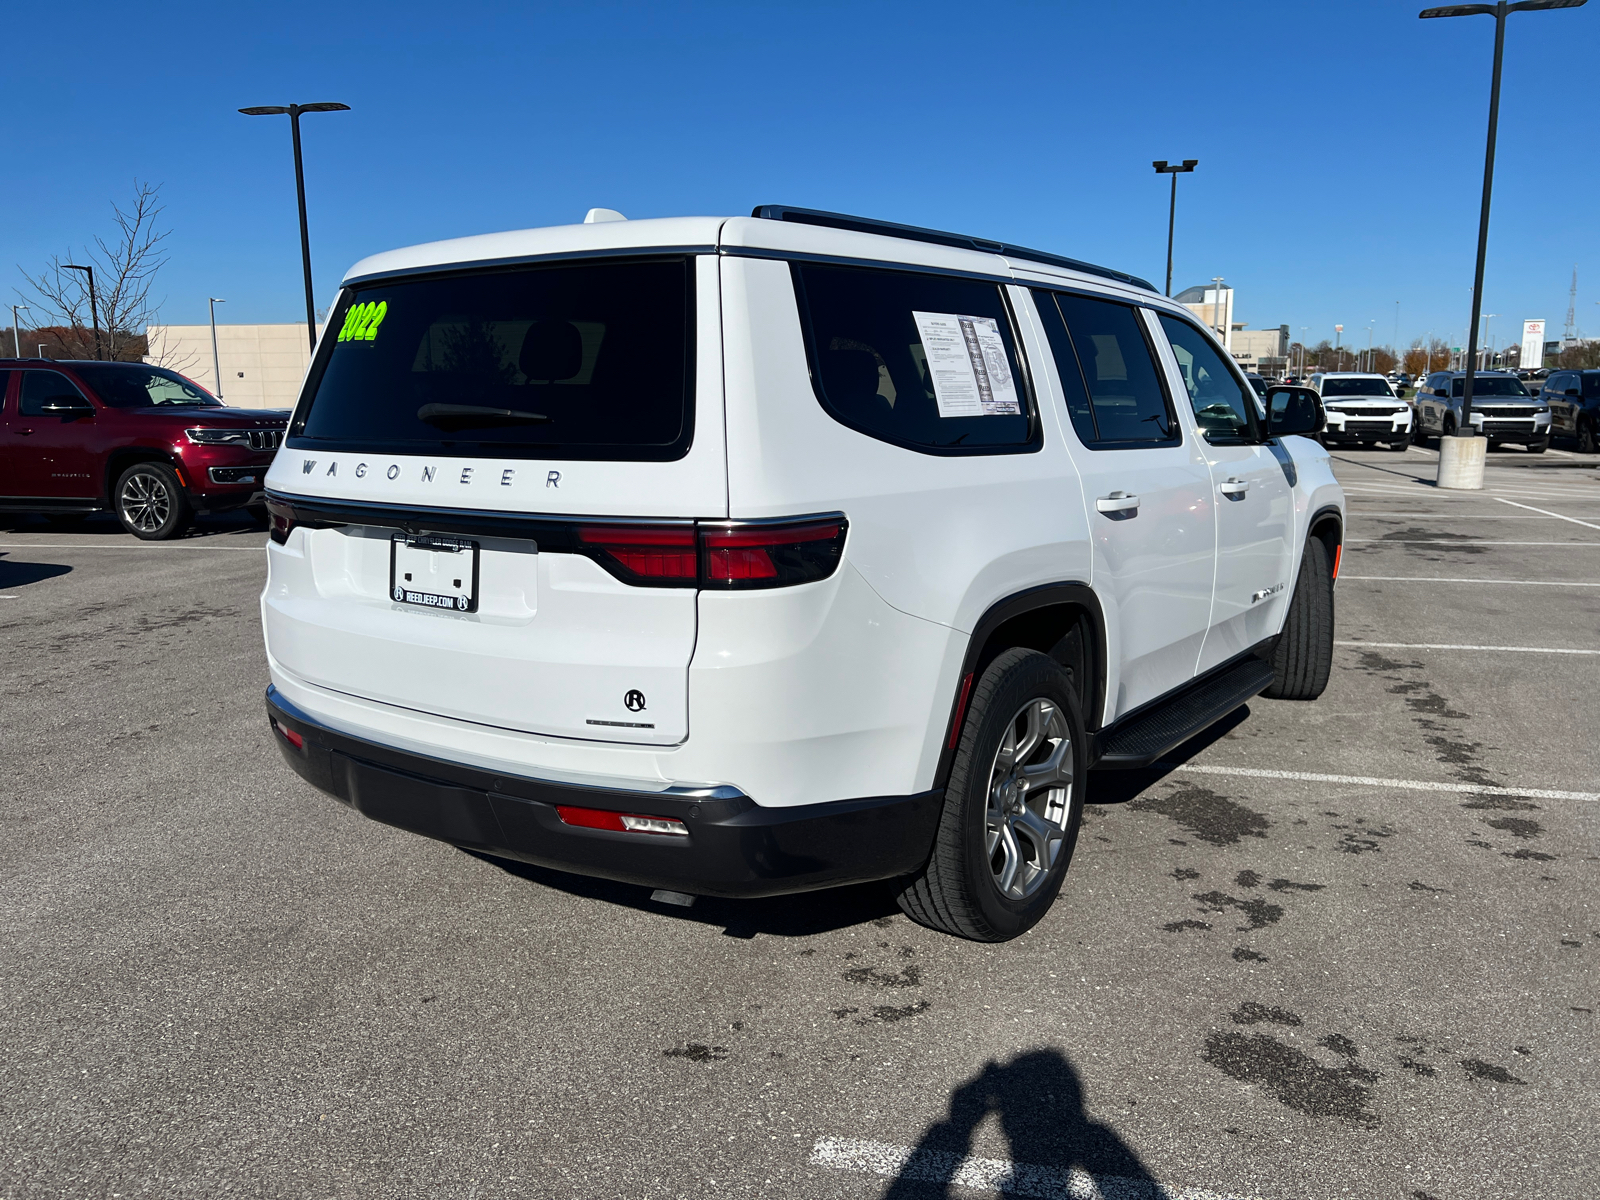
[17,181,171,362]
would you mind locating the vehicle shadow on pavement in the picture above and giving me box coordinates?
[1086,705,1249,807]
[0,553,72,589]
[463,849,901,938]
[878,1049,1159,1198]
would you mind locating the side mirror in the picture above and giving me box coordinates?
[1434,388,1450,397]
[41,396,93,415]
[1264,385,1324,438]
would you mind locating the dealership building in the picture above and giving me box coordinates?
[1174,283,1289,378]
[144,322,322,410]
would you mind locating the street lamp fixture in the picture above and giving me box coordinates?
[239,101,351,351]
[11,304,28,358]
[1152,159,1197,297]
[209,298,226,400]
[62,263,102,359]
[1420,0,1586,486]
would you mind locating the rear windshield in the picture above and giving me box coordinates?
[1450,376,1528,398]
[290,258,694,460]
[1320,377,1394,398]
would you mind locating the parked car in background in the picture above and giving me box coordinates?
[1412,370,1550,452]
[0,360,289,538]
[1543,368,1600,453]
[260,205,1344,942]
[1306,372,1411,451]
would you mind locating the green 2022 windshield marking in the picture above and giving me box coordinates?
[338,300,388,343]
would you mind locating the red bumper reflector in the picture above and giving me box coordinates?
[948,672,975,750]
[556,805,689,836]
[271,718,304,750]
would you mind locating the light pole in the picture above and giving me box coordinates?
[1365,321,1375,373]
[208,298,226,400]
[1394,300,1401,364]
[62,263,102,359]
[1420,0,1586,483]
[1211,277,1226,339]
[11,304,28,358]
[1481,313,1498,369]
[1335,324,1344,371]
[239,101,351,351]
[1299,327,1308,376]
[1152,159,1198,298]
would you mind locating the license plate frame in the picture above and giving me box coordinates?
[390,533,479,613]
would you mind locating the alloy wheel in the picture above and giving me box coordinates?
[984,697,1075,900]
[120,472,171,533]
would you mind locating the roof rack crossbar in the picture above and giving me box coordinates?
[750,205,1155,293]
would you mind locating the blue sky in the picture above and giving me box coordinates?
[3,0,1595,354]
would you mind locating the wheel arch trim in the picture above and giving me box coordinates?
[933,582,1107,792]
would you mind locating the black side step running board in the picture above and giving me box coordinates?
[1092,657,1277,769]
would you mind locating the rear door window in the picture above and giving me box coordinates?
[792,263,1036,454]
[19,370,90,416]
[291,258,695,461]
[1033,290,1177,447]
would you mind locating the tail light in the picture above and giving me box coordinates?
[700,518,846,590]
[266,498,297,546]
[577,525,698,585]
[579,516,847,590]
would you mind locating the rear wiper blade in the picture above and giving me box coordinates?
[417,403,551,430]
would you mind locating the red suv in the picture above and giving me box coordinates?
[0,360,289,539]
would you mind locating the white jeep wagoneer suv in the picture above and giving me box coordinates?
[262,206,1344,941]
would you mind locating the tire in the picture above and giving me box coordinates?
[1388,437,1410,452]
[1579,420,1598,455]
[1442,415,1457,438]
[1527,437,1549,455]
[114,462,191,541]
[897,648,1086,942]
[1264,536,1334,701]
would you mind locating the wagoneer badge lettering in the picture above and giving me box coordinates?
[1251,583,1285,604]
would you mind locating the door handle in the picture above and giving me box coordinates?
[1095,491,1140,514]
[1219,477,1249,497]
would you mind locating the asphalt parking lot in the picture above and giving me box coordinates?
[2,442,1597,1200]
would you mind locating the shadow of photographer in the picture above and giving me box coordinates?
[882,1048,1156,1199]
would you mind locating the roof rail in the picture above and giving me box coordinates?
[750,205,1155,293]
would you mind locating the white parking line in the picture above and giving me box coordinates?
[1164,763,1599,802]
[1493,497,1600,531]
[1337,639,1600,655]
[1341,575,1600,586]
[810,1137,1252,1200]
[1347,539,1600,546]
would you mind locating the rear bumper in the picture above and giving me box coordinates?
[265,686,942,898]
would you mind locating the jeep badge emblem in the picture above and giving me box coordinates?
[624,690,647,712]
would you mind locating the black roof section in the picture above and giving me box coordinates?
[751,205,1156,293]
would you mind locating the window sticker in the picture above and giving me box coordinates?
[911,312,1020,418]
[338,300,389,343]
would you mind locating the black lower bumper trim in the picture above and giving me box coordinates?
[266,687,942,898]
